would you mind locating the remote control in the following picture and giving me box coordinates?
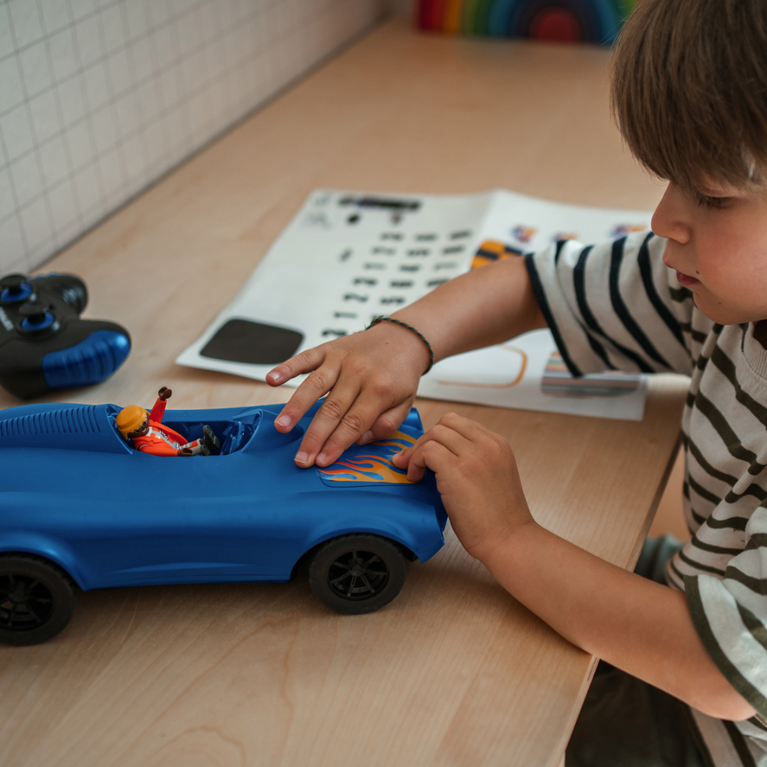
[0,273,131,399]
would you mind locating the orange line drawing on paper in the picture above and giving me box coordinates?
[436,344,528,389]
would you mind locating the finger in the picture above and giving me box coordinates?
[410,420,471,458]
[267,346,326,388]
[356,401,414,446]
[432,411,490,442]
[436,413,514,465]
[398,421,471,481]
[406,438,458,483]
[299,389,390,468]
[273,363,341,434]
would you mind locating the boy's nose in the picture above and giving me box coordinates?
[651,183,691,245]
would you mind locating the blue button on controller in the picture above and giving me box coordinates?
[20,311,56,332]
[42,330,131,389]
[1,283,33,303]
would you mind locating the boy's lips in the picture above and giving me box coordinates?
[664,254,700,287]
[662,246,700,287]
[675,270,700,287]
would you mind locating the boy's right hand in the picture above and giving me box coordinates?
[266,321,432,468]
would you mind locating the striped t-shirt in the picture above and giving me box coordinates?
[526,230,767,766]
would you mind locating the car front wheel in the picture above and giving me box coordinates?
[308,534,408,615]
[0,554,77,645]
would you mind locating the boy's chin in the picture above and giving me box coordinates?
[692,293,762,327]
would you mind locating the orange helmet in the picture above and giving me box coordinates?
[116,405,147,439]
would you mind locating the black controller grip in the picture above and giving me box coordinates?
[0,321,131,399]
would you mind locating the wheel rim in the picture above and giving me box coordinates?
[328,550,389,600]
[0,574,54,632]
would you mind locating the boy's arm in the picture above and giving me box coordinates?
[487,524,757,721]
[394,413,758,722]
[386,252,546,362]
[268,256,546,467]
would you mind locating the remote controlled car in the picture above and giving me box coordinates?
[0,401,446,645]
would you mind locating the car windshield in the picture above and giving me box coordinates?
[160,413,262,455]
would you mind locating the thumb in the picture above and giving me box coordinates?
[392,448,412,468]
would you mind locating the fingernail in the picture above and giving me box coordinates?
[295,451,309,465]
[269,371,281,382]
[276,415,291,428]
[317,452,327,465]
[359,431,373,445]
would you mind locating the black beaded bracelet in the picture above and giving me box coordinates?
[367,315,435,375]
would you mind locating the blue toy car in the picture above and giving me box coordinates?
[0,400,447,645]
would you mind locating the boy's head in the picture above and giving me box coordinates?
[611,0,767,196]
[611,0,767,334]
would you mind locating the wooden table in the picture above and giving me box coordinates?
[0,18,687,767]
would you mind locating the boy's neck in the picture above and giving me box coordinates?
[754,320,767,349]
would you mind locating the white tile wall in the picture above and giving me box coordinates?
[0,0,386,275]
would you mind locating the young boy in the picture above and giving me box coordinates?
[267,0,767,763]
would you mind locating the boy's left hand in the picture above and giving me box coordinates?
[392,413,536,562]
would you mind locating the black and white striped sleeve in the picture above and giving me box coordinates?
[687,507,767,727]
[524,231,694,378]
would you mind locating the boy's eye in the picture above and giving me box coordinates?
[696,194,731,209]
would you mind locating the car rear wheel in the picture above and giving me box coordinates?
[0,554,77,645]
[308,534,408,615]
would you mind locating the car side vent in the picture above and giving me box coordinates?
[0,405,102,439]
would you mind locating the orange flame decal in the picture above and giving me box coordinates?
[318,430,418,484]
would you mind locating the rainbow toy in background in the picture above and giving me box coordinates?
[417,0,639,45]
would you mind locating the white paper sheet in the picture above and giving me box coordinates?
[177,189,653,420]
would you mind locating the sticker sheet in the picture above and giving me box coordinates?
[177,189,654,420]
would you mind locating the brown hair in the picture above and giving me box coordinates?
[611,0,767,193]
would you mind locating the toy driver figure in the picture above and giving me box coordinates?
[116,387,220,456]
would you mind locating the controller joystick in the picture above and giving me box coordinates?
[0,274,35,304]
[0,273,131,399]
[18,302,59,335]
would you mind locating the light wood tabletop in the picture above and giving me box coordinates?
[0,17,688,767]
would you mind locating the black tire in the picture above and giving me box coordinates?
[308,534,408,615]
[0,554,77,646]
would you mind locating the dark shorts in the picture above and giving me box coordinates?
[565,536,710,767]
